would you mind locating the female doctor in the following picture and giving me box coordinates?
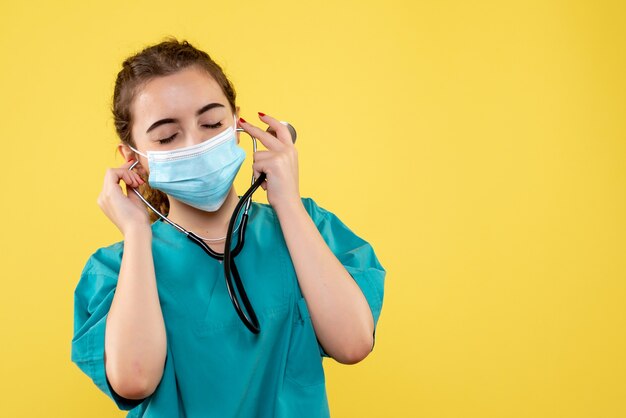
[71,38,386,417]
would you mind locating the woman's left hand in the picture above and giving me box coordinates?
[237,112,301,213]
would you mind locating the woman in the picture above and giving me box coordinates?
[71,38,386,417]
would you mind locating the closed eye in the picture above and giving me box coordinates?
[158,122,223,144]
[158,133,177,144]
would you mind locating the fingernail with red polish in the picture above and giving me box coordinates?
[239,117,247,124]
[258,112,266,117]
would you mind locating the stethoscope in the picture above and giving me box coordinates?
[128,121,297,335]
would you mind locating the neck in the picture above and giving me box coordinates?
[166,187,240,239]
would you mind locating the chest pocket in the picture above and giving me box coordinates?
[284,294,326,387]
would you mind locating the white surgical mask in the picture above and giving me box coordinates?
[129,115,245,212]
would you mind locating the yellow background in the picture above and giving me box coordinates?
[1,0,625,417]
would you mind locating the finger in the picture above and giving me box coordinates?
[103,168,125,190]
[238,117,283,151]
[253,167,263,182]
[131,170,145,185]
[101,170,126,204]
[252,161,266,176]
[252,161,274,185]
[120,170,141,189]
[104,161,138,186]
[120,159,137,170]
[252,161,267,183]
[129,175,144,189]
[257,112,292,145]
[126,162,144,180]
[119,161,144,187]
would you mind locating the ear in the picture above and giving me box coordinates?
[118,143,148,176]
[118,143,134,162]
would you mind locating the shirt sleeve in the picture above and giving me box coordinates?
[70,244,147,411]
[300,197,386,358]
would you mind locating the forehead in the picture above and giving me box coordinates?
[131,66,226,124]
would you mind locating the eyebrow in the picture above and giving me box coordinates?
[145,102,226,133]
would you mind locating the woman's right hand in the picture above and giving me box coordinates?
[97,160,150,235]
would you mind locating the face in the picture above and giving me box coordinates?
[123,65,238,173]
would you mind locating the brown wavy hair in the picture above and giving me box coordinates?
[112,37,237,222]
